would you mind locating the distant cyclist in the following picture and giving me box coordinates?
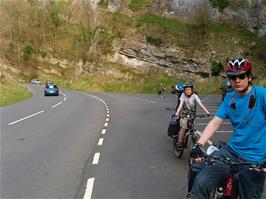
[175,83,184,111]
[158,83,166,98]
[175,82,210,149]
[188,58,266,199]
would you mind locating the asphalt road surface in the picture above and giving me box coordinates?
[1,85,265,199]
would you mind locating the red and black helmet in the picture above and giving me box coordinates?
[225,58,252,76]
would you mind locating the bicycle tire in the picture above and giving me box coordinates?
[173,138,183,158]
[187,134,196,166]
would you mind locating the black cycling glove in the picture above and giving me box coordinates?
[190,143,205,158]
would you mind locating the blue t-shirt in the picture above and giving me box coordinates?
[215,86,266,163]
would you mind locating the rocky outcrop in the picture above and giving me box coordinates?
[108,40,210,76]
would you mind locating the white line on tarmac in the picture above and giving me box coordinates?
[83,178,95,199]
[200,95,209,102]
[216,130,232,133]
[92,153,100,165]
[196,122,231,125]
[104,123,108,127]
[107,114,110,117]
[98,138,104,146]
[101,129,106,134]
[51,101,63,108]
[106,118,109,122]
[8,110,44,126]
[196,130,213,145]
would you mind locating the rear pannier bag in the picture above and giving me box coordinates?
[167,117,180,137]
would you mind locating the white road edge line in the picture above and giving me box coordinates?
[8,110,44,126]
[92,153,100,165]
[83,178,95,199]
[106,118,109,122]
[98,138,104,146]
[104,123,108,127]
[52,101,63,108]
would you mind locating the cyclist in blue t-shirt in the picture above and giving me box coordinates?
[188,58,266,199]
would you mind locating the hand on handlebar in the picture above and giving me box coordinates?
[190,143,205,163]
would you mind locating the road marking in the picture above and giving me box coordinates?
[196,122,231,125]
[51,101,63,108]
[92,153,100,165]
[106,118,109,122]
[8,110,44,126]
[101,129,106,134]
[107,114,110,117]
[83,178,95,199]
[98,138,104,145]
[104,122,108,127]
[107,111,109,114]
[196,130,213,145]
[216,130,232,133]
[200,95,209,102]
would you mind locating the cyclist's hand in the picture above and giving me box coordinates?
[190,143,205,159]
[263,162,266,173]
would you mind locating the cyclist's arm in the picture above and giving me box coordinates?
[197,116,223,145]
[175,100,184,116]
[198,101,210,114]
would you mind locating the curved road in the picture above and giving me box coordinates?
[1,85,265,199]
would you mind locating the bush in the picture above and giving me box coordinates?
[211,60,223,76]
[146,36,162,46]
[210,0,230,10]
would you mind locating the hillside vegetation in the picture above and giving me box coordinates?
[0,0,265,102]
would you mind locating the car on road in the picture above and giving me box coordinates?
[44,84,59,96]
[31,79,41,85]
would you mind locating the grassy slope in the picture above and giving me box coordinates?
[0,80,32,106]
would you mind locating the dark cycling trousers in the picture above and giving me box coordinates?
[187,146,265,199]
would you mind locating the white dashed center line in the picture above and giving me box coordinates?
[98,138,104,146]
[83,178,95,199]
[92,153,100,165]
[8,110,44,126]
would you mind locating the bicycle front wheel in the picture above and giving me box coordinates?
[187,134,196,166]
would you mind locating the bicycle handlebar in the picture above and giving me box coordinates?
[206,155,263,172]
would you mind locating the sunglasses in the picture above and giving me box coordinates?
[228,74,247,80]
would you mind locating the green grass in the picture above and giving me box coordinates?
[0,82,32,106]
[129,0,145,12]
[137,13,190,30]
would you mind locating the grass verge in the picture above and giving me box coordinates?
[0,82,32,106]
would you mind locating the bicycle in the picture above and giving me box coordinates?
[188,145,264,199]
[173,113,211,165]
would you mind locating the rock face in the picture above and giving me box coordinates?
[91,0,266,36]
[108,40,209,76]
[169,0,266,36]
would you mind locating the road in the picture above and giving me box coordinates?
[1,85,265,199]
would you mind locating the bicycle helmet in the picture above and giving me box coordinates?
[183,82,193,89]
[175,83,184,92]
[226,58,252,76]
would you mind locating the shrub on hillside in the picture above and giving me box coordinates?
[211,60,223,76]
[210,0,230,11]
[146,36,162,46]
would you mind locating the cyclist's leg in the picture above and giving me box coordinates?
[238,167,265,199]
[178,118,187,144]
